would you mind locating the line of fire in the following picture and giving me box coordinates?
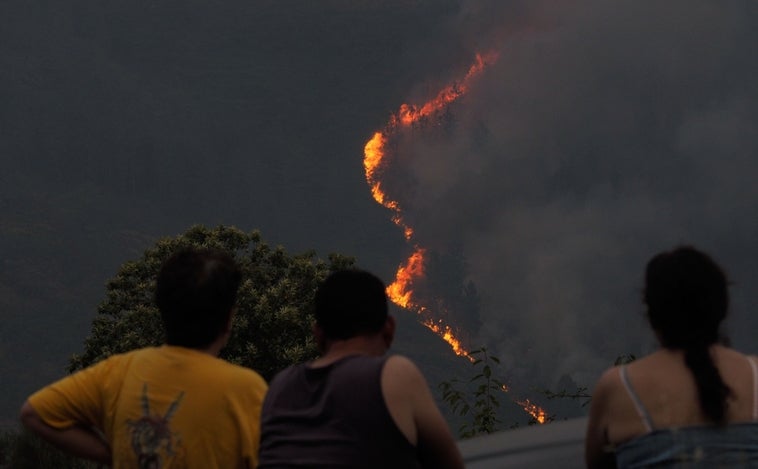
[362,52,547,425]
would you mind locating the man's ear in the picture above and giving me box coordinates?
[382,315,396,348]
[226,307,236,333]
[218,307,235,349]
[313,322,327,353]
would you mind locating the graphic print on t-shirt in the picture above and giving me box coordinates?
[126,383,185,469]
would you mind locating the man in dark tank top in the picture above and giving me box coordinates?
[258,269,464,469]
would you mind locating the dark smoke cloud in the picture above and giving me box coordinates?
[392,0,758,388]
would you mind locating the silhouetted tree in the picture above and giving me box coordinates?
[69,224,355,380]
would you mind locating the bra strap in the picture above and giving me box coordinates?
[747,355,758,420]
[618,365,654,432]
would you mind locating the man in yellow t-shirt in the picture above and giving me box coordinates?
[20,248,268,469]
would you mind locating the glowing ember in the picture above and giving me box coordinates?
[386,248,426,308]
[516,398,548,424]
[422,319,473,361]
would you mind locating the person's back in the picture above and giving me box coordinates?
[586,246,758,468]
[258,269,464,469]
[602,347,758,467]
[259,355,417,468]
[28,345,267,468]
[21,248,267,468]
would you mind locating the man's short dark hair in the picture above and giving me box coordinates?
[314,269,388,340]
[155,248,242,348]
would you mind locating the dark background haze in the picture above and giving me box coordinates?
[2,0,757,427]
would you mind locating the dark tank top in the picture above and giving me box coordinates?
[258,355,419,468]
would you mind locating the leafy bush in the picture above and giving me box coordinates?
[69,224,355,381]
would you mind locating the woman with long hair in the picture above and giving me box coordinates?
[585,246,758,468]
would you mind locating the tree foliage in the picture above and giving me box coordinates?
[440,351,639,437]
[439,347,504,438]
[69,224,355,380]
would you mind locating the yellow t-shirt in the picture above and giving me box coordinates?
[29,346,268,469]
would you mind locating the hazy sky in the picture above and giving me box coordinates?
[1,0,756,422]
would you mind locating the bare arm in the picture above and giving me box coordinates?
[20,400,111,465]
[585,369,617,469]
[383,356,464,469]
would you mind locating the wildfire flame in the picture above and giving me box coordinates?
[515,399,548,424]
[362,50,548,423]
[384,247,471,360]
[422,319,470,358]
[363,51,497,243]
[362,53,499,358]
[385,247,425,308]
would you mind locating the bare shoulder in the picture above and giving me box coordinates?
[380,355,428,446]
[713,345,749,360]
[385,355,423,376]
[384,356,464,468]
[710,346,756,381]
[593,366,622,398]
[383,355,428,392]
[719,346,758,365]
[587,367,618,424]
[586,366,623,469]
[588,365,629,428]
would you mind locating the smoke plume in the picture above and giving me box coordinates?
[389,0,758,388]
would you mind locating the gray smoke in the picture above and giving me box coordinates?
[390,0,758,389]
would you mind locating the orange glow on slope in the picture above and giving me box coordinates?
[516,399,548,424]
[392,52,497,127]
[363,54,498,357]
[363,51,498,243]
[422,319,470,359]
[363,51,549,422]
[386,248,425,308]
[385,248,472,360]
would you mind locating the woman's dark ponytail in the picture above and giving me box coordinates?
[684,343,731,424]
[645,246,731,424]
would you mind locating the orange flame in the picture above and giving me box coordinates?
[363,51,497,242]
[422,319,471,359]
[363,51,549,422]
[363,53,497,353]
[386,248,426,309]
[515,399,548,424]
[384,247,473,361]
[391,51,498,127]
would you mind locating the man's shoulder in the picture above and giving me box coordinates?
[211,358,267,387]
[267,363,305,387]
[383,354,423,377]
[381,354,427,394]
[147,346,268,390]
[79,347,144,373]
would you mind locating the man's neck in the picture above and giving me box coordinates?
[171,334,227,358]
[313,335,388,367]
